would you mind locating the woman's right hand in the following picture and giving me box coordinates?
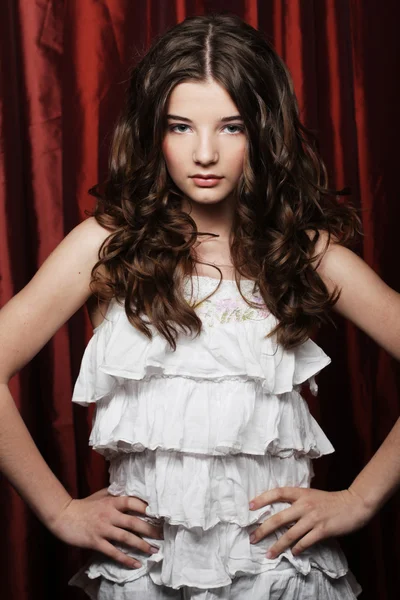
[48,487,164,569]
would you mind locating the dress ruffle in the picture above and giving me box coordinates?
[87,380,334,459]
[69,562,362,600]
[107,449,315,530]
[71,298,332,407]
[68,518,359,593]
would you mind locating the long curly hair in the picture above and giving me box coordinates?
[88,12,363,351]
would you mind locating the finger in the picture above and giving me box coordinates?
[250,507,303,543]
[249,486,304,510]
[103,522,161,556]
[96,538,142,569]
[265,517,315,559]
[114,512,164,541]
[291,527,325,556]
[114,495,149,514]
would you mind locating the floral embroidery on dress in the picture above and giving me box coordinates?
[183,275,271,326]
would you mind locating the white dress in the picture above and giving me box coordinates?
[68,275,363,599]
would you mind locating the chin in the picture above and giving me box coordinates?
[186,186,233,198]
[190,195,231,205]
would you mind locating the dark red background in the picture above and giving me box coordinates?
[0,1,399,598]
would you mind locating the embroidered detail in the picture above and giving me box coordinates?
[183,276,271,326]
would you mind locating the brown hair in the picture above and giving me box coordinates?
[88,12,363,351]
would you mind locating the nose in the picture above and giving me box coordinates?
[192,132,218,165]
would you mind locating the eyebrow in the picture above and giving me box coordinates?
[166,114,243,123]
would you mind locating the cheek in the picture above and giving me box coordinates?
[229,144,246,175]
[162,142,174,172]
[162,138,183,173]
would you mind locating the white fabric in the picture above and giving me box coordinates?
[68,276,362,598]
[71,562,362,600]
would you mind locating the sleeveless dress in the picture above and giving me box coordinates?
[68,275,363,599]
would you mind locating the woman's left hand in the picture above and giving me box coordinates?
[248,486,374,559]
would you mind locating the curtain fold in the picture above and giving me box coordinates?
[0,1,398,598]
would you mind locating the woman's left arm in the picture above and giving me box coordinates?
[249,233,400,558]
[317,237,400,513]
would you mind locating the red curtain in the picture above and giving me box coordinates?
[0,1,399,598]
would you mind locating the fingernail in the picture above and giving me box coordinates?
[249,502,255,509]
[249,533,256,543]
[266,551,274,559]
[150,546,159,554]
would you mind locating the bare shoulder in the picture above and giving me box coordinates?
[305,228,382,301]
[305,229,400,360]
[70,215,113,247]
[305,228,365,296]
[0,217,113,383]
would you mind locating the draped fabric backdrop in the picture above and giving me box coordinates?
[0,1,399,598]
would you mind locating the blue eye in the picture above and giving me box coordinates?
[169,124,190,133]
[168,124,244,135]
[224,125,244,134]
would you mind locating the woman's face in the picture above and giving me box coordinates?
[162,79,247,211]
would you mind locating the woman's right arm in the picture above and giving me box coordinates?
[0,217,163,568]
[0,217,108,525]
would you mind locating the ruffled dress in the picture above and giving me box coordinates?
[68,275,363,599]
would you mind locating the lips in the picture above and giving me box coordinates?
[191,176,222,187]
[191,175,223,179]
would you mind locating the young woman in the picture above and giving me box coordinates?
[0,12,399,600]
